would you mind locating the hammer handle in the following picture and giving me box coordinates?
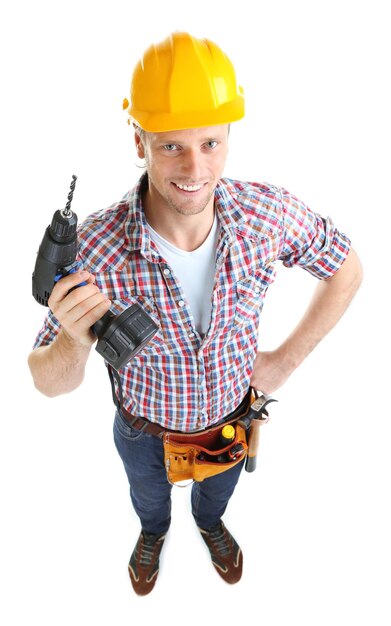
[245,418,262,472]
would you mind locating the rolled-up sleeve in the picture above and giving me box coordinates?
[33,309,61,349]
[278,187,351,279]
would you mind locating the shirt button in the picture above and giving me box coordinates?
[255,287,261,294]
[189,332,195,338]
[178,300,185,307]
[163,268,170,275]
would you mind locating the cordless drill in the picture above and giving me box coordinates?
[32,175,158,370]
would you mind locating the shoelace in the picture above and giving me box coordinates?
[207,524,230,556]
[138,533,161,567]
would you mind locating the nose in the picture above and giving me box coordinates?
[179,147,203,180]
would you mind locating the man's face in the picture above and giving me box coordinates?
[135,125,229,217]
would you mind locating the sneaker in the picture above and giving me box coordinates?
[199,521,243,584]
[128,530,166,595]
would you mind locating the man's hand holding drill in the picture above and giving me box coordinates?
[48,270,111,348]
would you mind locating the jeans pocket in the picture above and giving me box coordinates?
[114,410,146,441]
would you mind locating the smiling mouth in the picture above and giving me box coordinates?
[173,182,204,192]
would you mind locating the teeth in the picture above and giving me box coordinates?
[175,183,203,191]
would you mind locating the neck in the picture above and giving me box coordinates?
[143,190,216,252]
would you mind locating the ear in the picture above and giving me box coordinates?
[134,130,145,159]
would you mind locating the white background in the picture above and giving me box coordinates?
[1,0,390,624]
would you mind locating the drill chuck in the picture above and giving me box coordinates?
[50,209,78,242]
[32,209,78,306]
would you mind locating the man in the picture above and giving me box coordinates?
[28,32,362,595]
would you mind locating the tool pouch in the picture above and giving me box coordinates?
[163,422,248,485]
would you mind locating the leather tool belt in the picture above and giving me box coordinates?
[108,367,254,485]
[121,388,254,485]
[162,420,249,484]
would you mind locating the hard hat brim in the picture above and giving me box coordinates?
[127,93,245,132]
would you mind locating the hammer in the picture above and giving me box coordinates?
[239,393,277,472]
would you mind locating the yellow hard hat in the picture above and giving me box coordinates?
[123,31,245,132]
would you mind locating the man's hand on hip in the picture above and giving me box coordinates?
[250,350,293,395]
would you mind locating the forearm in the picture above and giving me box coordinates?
[28,329,92,397]
[278,247,363,370]
[251,247,363,393]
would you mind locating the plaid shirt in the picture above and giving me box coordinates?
[34,174,351,431]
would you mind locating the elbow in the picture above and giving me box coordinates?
[33,381,60,398]
[27,352,51,397]
[350,248,364,292]
[27,349,62,398]
[27,350,85,397]
[330,247,363,292]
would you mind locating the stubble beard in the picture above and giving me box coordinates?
[168,187,215,216]
[152,177,216,217]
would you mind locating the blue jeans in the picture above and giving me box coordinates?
[113,411,245,535]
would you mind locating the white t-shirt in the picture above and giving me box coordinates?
[147,215,219,336]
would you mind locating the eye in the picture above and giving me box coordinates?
[205,140,218,149]
[163,144,178,152]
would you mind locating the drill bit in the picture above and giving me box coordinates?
[63,174,78,216]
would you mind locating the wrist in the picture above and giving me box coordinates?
[274,341,303,375]
[57,329,93,356]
